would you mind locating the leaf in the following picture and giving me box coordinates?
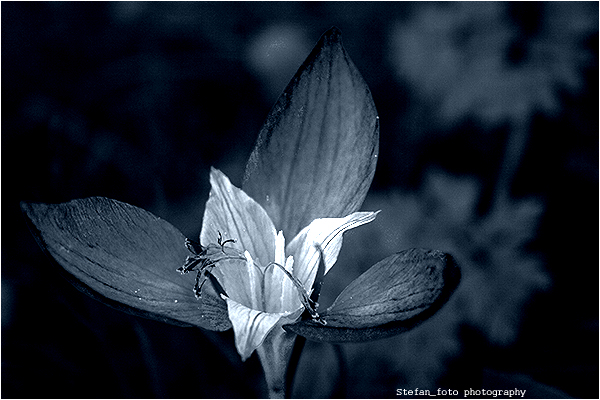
[242,26,379,239]
[21,197,231,331]
[284,248,461,342]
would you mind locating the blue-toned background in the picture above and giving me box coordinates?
[2,2,598,398]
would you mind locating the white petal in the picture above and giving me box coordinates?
[244,251,262,310]
[222,295,298,361]
[200,168,277,267]
[281,255,297,311]
[211,253,262,309]
[274,230,286,267]
[263,255,300,313]
[287,211,379,290]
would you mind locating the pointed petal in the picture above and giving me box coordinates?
[223,296,301,361]
[21,198,231,331]
[243,27,379,239]
[274,230,286,267]
[284,249,461,342]
[287,211,379,290]
[201,168,277,267]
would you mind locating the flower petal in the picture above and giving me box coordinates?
[287,211,379,290]
[242,27,379,239]
[262,254,300,314]
[284,249,461,342]
[201,168,277,267]
[21,197,231,331]
[223,296,300,361]
[210,250,262,310]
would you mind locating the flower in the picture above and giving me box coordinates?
[21,27,460,398]
[195,167,378,361]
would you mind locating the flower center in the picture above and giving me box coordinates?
[178,235,324,323]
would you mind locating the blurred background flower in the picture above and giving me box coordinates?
[3,2,597,398]
[390,1,596,124]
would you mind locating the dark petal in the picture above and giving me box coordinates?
[21,197,231,331]
[243,27,379,238]
[284,249,461,342]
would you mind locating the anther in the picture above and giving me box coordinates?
[181,235,245,298]
[185,238,204,255]
[217,231,236,252]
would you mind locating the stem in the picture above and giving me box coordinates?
[132,321,166,397]
[284,335,307,398]
[255,241,329,396]
[284,244,326,396]
[331,344,347,398]
[478,116,531,215]
[492,116,530,209]
[256,328,297,398]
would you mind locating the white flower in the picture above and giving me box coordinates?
[200,168,377,360]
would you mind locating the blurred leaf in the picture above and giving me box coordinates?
[243,26,379,239]
[21,197,231,331]
[284,248,460,342]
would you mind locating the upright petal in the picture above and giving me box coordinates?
[274,230,286,267]
[243,27,379,239]
[287,211,379,290]
[201,168,277,267]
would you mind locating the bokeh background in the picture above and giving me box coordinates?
[2,2,598,398]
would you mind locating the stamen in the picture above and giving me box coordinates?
[185,238,204,255]
[179,234,326,325]
[180,235,245,298]
[217,231,236,251]
[194,269,207,298]
[266,261,326,324]
[311,243,326,303]
[177,256,203,274]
